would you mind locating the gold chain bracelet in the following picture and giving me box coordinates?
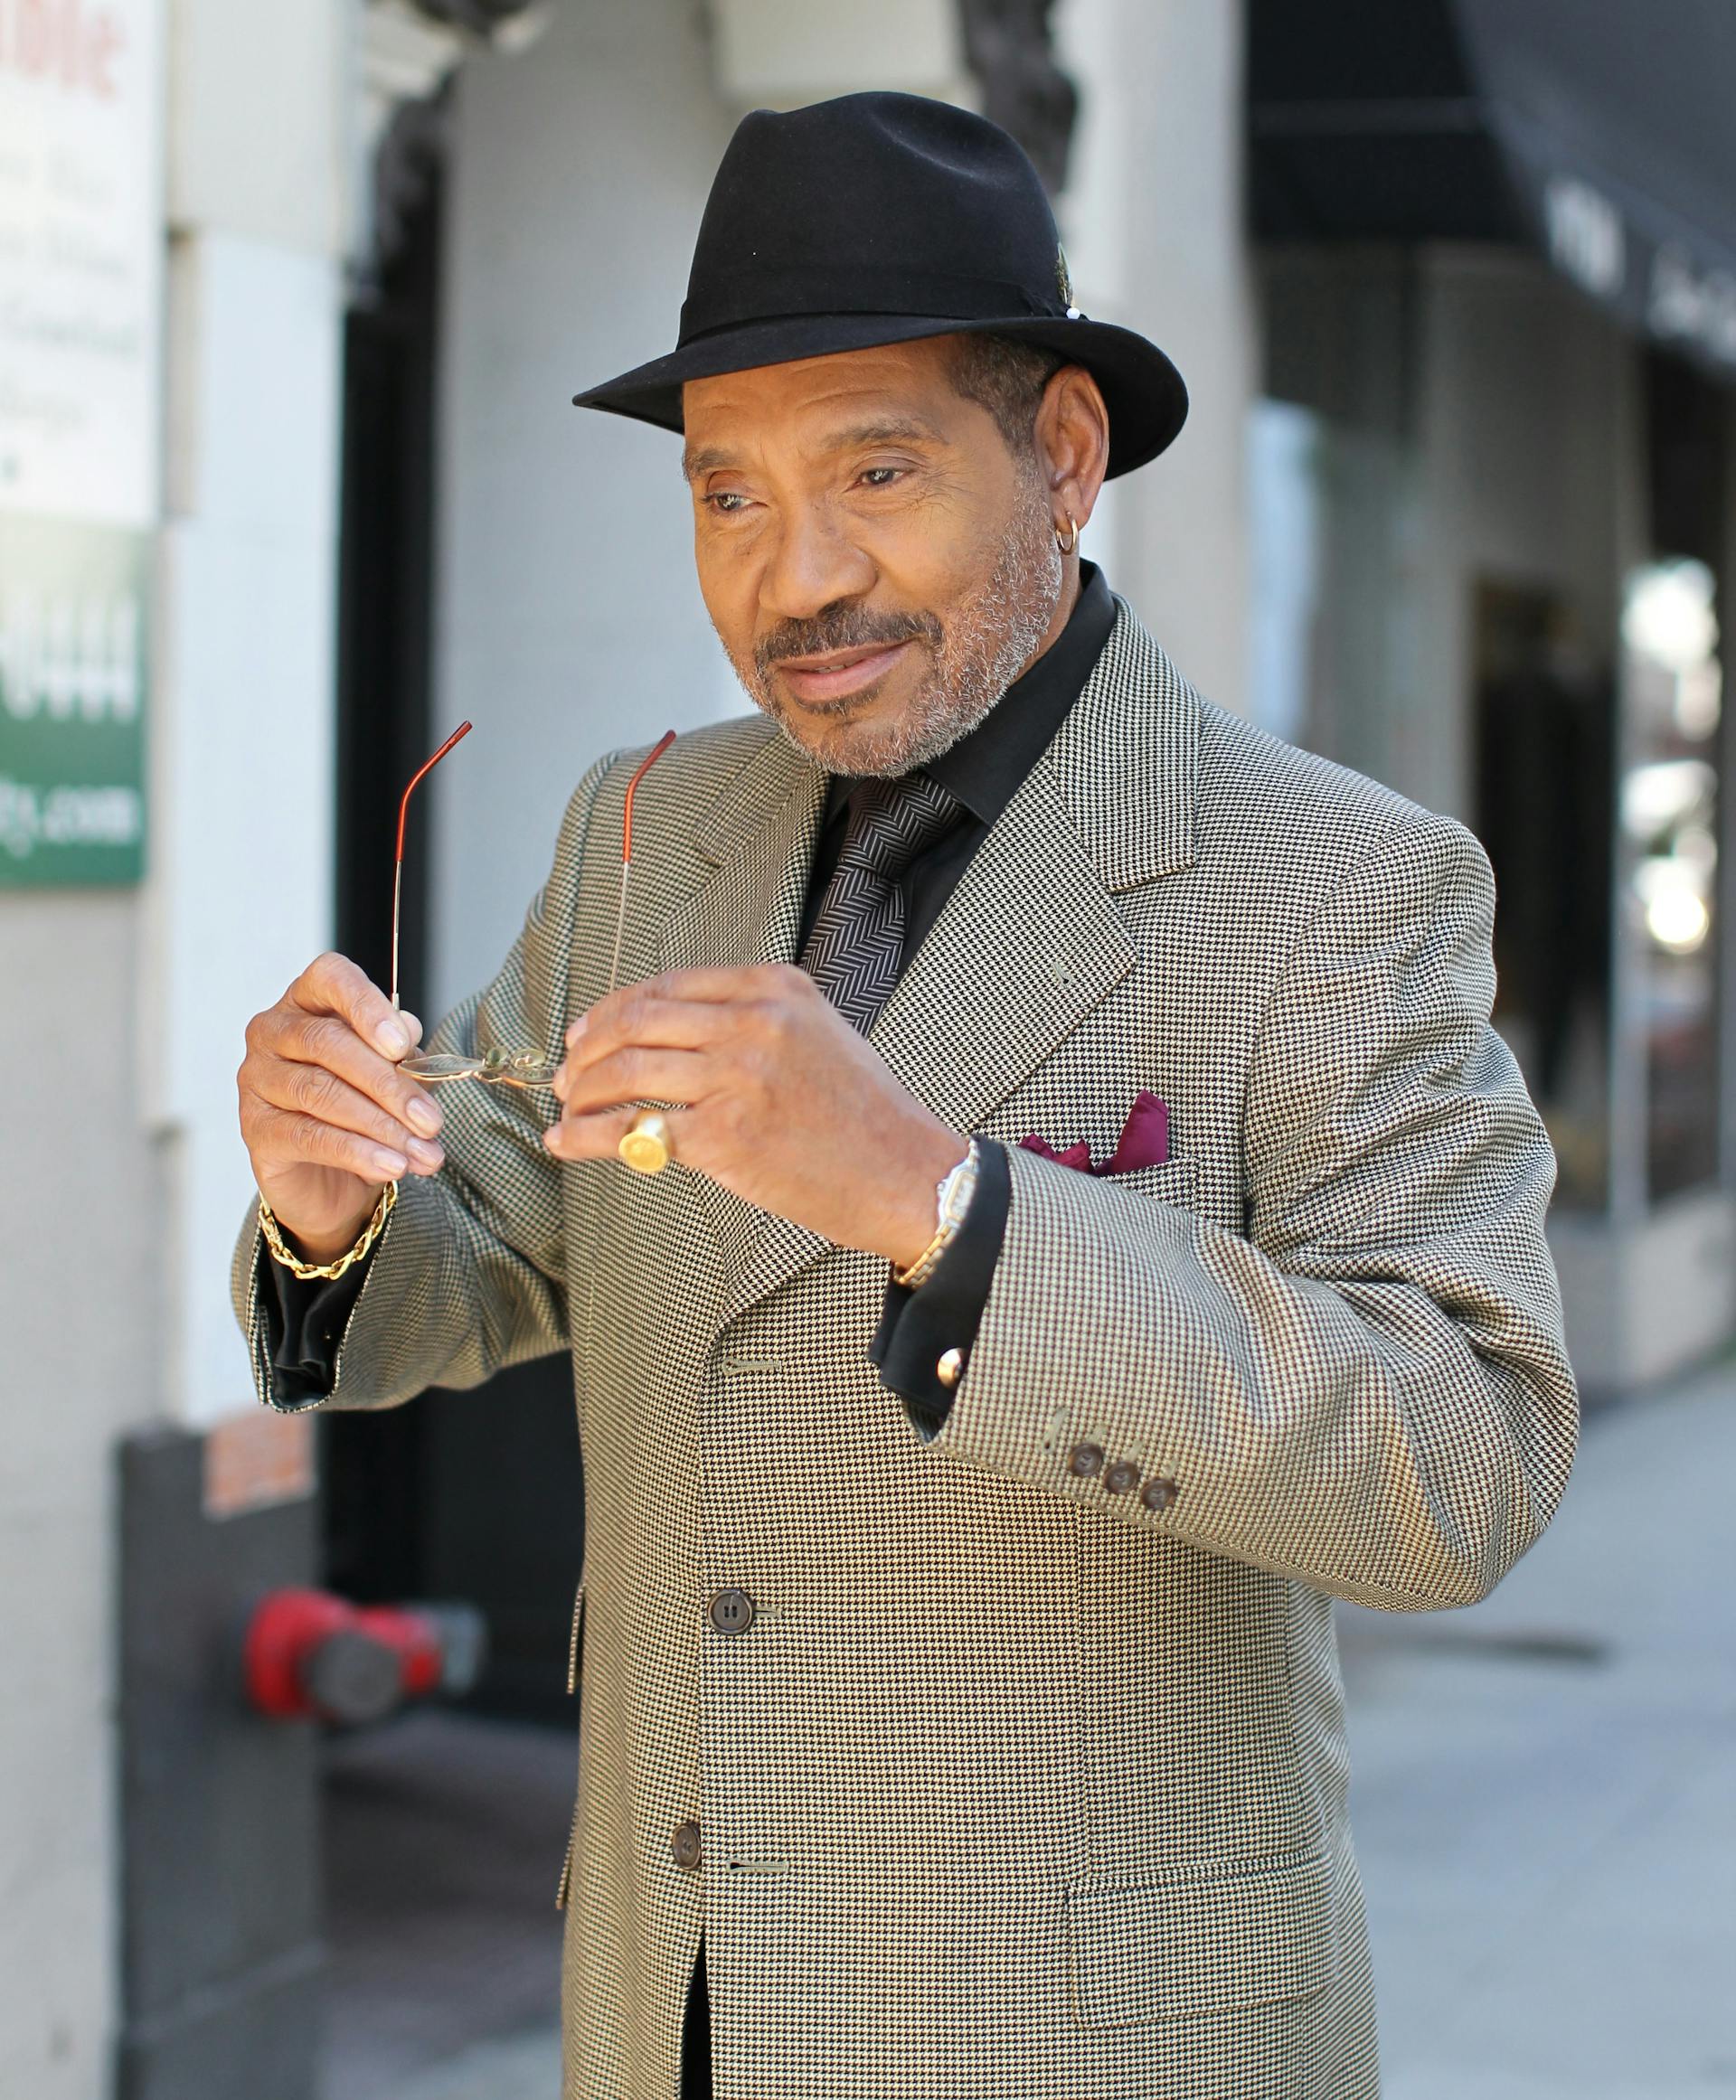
[259,1180,398,1282]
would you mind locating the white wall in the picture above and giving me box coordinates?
[428,0,745,1016]
[150,229,344,1427]
[0,898,161,2096]
[0,0,350,2086]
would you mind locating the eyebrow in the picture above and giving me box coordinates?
[681,415,946,483]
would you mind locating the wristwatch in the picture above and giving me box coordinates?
[892,1139,981,1291]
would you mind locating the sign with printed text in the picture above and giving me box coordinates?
[1,0,161,884]
[0,0,163,524]
[0,510,146,883]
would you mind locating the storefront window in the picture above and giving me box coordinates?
[1619,558,1722,1199]
[1473,583,1614,1210]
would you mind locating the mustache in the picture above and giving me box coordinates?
[754,604,942,681]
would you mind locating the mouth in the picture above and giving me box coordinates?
[771,638,914,707]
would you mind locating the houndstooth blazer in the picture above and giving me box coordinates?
[234,602,1578,2100]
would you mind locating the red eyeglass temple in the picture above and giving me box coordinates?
[392,720,472,1010]
[391,721,676,1012]
[609,730,677,994]
[622,730,677,860]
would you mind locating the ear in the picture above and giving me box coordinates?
[1034,365,1110,537]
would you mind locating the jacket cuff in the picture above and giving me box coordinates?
[258,1239,375,1409]
[870,1136,1011,1438]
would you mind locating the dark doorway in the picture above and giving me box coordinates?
[1473,579,1616,1210]
[325,106,583,1724]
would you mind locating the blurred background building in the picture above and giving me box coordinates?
[3,2,1734,2095]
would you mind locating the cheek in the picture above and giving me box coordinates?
[869,483,1014,607]
[693,541,756,654]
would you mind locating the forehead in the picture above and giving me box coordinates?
[682,338,964,456]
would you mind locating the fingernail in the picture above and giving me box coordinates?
[408,1138,445,1172]
[377,1019,411,1057]
[401,1011,423,1044]
[542,1125,563,1154]
[373,1146,410,1177]
[565,1015,587,1045]
[406,1096,441,1136]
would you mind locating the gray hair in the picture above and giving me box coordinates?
[949,334,1065,457]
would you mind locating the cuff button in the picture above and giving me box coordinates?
[1068,1442,1106,1481]
[936,1347,964,1389]
[1141,1476,1178,1513]
[1104,1458,1140,1494]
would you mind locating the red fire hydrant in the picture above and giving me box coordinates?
[242,1588,487,1725]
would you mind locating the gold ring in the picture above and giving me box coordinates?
[618,1108,674,1175]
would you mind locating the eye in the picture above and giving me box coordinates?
[703,490,751,514]
[858,466,903,489]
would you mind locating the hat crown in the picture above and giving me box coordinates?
[679,92,1068,346]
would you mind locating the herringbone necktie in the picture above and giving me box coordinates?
[799,772,960,1032]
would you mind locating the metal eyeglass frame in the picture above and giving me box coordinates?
[392,721,675,1088]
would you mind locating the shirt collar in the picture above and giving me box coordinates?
[823,561,1118,828]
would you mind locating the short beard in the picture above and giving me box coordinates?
[721,486,1064,777]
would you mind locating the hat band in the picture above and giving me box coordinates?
[679,264,1059,346]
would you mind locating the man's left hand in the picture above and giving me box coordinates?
[546,964,965,1268]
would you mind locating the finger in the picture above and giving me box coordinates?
[543,1103,691,1165]
[275,1011,445,1138]
[252,1100,413,1183]
[565,989,733,1064]
[294,951,417,1060]
[253,1058,447,1173]
[564,964,809,1044]
[554,1045,708,1116]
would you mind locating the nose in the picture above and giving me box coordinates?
[759,501,876,627]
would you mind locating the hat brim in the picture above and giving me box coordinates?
[571,312,1187,479]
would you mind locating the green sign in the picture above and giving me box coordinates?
[0,513,148,886]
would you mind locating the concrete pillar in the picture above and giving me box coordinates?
[428,0,741,1012]
[1055,0,1257,713]
[150,0,349,1430]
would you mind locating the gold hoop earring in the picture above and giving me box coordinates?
[1056,514,1080,555]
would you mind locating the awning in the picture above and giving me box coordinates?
[1249,0,1736,375]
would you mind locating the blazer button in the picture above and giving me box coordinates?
[1104,1458,1140,1495]
[709,1587,757,1636]
[671,1821,703,1871]
[1068,1442,1106,1480]
[1141,1476,1178,1513]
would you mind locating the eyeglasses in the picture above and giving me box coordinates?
[393,721,675,1088]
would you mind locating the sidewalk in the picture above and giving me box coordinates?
[321,1713,567,2100]
[365,1364,1736,2100]
[1340,1361,1736,2097]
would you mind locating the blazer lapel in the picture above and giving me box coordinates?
[714,604,1200,1332]
[656,733,829,1287]
[659,730,827,975]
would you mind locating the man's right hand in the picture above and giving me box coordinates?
[238,952,448,1265]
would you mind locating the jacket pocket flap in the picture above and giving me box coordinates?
[1069,1853,1333,2027]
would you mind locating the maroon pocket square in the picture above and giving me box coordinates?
[1020,1090,1169,1176]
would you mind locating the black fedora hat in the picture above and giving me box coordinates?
[572,92,1187,480]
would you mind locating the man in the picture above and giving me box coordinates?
[234,94,1577,2100]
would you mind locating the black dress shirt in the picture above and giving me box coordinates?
[261,564,1117,1427]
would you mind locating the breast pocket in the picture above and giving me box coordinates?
[1099,1154,1196,1210]
[1068,1851,1333,2028]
